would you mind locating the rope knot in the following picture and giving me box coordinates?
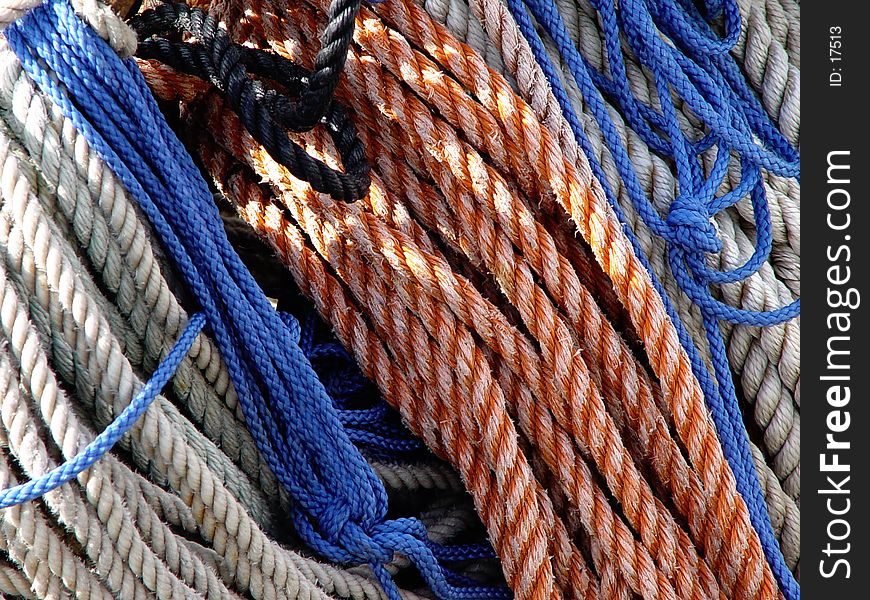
[306,504,394,565]
[666,194,721,253]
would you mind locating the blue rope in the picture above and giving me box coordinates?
[290,308,425,456]
[5,3,508,598]
[0,313,206,509]
[502,0,799,597]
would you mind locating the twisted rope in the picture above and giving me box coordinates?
[1,3,495,598]
[5,2,505,597]
[161,1,787,597]
[417,0,801,522]
[131,2,371,201]
[499,1,798,593]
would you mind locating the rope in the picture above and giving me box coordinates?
[0,558,38,599]
[731,0,800,145]
[0,116,226,600]
[0,40,294,528]
[418,0,801,524]
[201,138,588,600]
[1,5,496,599]
[0,65,469,600]
[161,0,788,597]
[0,0,137,55]
[5,2,505,597]
[0,1,801,598]
[497,2,800,593]
[0,311,205,507]
[131,2,371,201]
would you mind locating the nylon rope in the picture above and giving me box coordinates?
[1,1,501,598]
[498,1,799,595]
[153,0,789,597]
[415,0,800,575]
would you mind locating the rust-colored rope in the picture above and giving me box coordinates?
[138,1,782,598]
[250,4,772,598]
[198,140,592,600]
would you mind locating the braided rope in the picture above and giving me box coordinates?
[0,125,309,600]
[0,187,406,599]
[0,0,801,598]
[7,6,510,595]
[416,0,801,546]
[163,2,787,596]
[0,5,499,598]
[200,140,594,600]
[0,41,288,528]
[432,1,798,590]
[0,0,137,54]
[419,0,800,488]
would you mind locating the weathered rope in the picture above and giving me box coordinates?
[497,3,798,593]
[4,1,505,597]
[0,0,801,598]
[0,557,38,599]
[418,0,801,525]
[159,0,787,597]
[0,3,498,598]
[131,1,371,201]
[0,311,205,507]
[0,41,483,596]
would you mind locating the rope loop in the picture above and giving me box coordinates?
[505,0,800,596]
[130,2,371,201]
[646,0,742,55]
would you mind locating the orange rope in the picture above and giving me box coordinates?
[199,140,589,600]
[139,1,782,597]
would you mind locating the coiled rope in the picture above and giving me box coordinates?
[131,1,372,201]
[148,0,788,597]
[417,0,801,536]
[4,1,506,597]
[0,28,486,593]
[497,0,799,594]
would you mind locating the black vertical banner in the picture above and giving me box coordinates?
[803,2,869,598]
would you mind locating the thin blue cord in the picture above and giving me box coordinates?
[0,313,206,509]
[5,3,508,598]
[503,0,799,597]
[293,310,425,455]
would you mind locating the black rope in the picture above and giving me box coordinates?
[129,2,370,202]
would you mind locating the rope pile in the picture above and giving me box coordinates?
[0,1,499,598]
[0,0,800,598]
[417,0,800,577]
[137,0,797,597]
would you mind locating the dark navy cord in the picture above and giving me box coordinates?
[130,2,371,201]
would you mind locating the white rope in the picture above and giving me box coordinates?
[0,40,286,527]
[0,558,39,599]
